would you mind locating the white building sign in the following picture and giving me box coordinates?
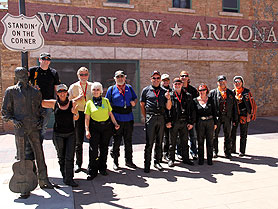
[1,13,44,52]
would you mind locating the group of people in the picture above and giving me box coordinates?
[141,71,257,173]
[1,52,257,197]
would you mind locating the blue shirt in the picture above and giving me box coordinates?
[105,84,137,122]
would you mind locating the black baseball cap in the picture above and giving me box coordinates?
[173,78,183,83]
[217,75,227,81]
[151,70,160,77]
[40,52,51,60]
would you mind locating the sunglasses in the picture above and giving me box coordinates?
[199,89,207,92]
[116,75,124,78]
[152,77,161,80]
[92,89,101,91]
[58,89,67,93]
[180,75,189,78]
[234,80,242,83]
[79,73,88,76]
[41,57,51,61]
[174,82,182,85]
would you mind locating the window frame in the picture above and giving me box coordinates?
[222,0,240,13]
[172,0,192,9]
[107,0,129,4]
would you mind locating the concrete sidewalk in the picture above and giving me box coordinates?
[0,117,277,209]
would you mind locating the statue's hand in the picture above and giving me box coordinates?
[13,120,23,129]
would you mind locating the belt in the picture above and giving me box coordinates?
[200,116,213,120]
[91,119,111,125]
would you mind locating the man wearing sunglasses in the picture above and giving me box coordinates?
[106,70,137,170]
[68,67,93,173]
[209,75,238,159]
[140,71,172,173]
[179,71,199,160]
[29,52,61,142]
[166,78,195,167]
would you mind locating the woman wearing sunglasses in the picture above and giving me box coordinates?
[193,84,217,165]
[42,84,79,187]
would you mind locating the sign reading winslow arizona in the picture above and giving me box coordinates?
[1,1,278,49]
[1,13,44,51]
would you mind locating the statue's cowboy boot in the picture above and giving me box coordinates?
[39,178,54,189]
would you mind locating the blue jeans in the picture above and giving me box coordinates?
[41,108,53,141]
[189,126,198,156]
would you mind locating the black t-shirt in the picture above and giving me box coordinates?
[183,84,199,98]
[140,85,167,114]
[29,66,60,99]
[53,101,74,133]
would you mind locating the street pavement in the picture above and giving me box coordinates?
[0,116,277,209]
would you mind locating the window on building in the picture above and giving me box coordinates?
[0,0,8,10]
[223,0,239,13]
[173,0,191,9]
[107,0,129,3]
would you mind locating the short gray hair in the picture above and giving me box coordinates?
[91,82,103,94]
[77,67,89,75]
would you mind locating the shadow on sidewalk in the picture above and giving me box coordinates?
[13,177,73,209]
[231,154,278,167]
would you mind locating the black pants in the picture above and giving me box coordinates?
[231,121,249,154]
[87,119,113,176]
[53,131,76,182]
[111,120,134,162]
[144,114,164,169]
[75,111,86,167]
[162,126,170,157]
[196,119,214,163]
[169,120,189,162]
[214,115,232,156]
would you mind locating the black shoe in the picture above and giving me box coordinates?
[207,160,213,165]
[144,167,150,173]
[231,150,237,154]
[183,160,194,166]
[213,153,218,158]
[126,161,137,169]
[198,160,204,165]
[239,153,245,157]
[87,174,97,180]
[191,153,198,160]
[225,154,232,159]
[19,193,30,199]
[64,180,78,187]
[99,170,108,176]
[154,163,164,171]
[74,165,82,173]
[168,160,174,167]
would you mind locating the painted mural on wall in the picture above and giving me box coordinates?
[1,1,278,49]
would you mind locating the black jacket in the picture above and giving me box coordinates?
[232,88,252,115]
[166,90,196,125]
[209,88,238,123]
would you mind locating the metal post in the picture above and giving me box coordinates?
[19,0,28,70]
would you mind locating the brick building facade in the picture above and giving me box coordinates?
[0,0,277,132]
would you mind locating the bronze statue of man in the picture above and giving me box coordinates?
[1,67,54,198]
